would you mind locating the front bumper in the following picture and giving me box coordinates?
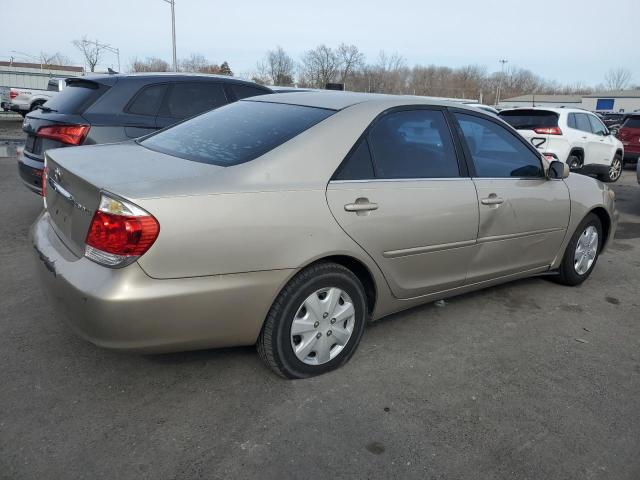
[31,211,294,353]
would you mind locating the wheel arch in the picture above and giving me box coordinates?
[589,206,612,251]
[568,147,584,161]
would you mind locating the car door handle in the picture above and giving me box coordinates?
[481,195,504,206]
[344,199,378,212]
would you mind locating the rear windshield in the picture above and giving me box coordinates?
[622,116,640,129]
[498,110,559,130]
[140,100,335,166]
[43,79,109,114]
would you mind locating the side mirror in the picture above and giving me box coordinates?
[609,128,618,136]
[548,160,569,179]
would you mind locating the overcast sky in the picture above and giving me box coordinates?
[1,0,637,86]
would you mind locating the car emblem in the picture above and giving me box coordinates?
[53,167,63,183]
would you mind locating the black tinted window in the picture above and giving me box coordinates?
[568,113,577,129]
[126,84,167,116]
[456,113,543,178]
[333,139,374,180]
[161,82,228,119]
[588,114,607,135]
[499,109,559,130]
[623,116,640,128]
[42,80,108,114]
[367,110,459,179]
[231,84,269,100]
[141,100,334,166]
[575,113,591,132]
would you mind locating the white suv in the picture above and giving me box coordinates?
[499,107,624,182]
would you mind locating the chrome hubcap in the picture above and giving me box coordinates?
[574,225,598,275]
[609,159,622,180]
[290,287,355,365]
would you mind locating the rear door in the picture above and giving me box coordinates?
[155,81,229,128]
[453,111,570,282]
[326,107,479,299]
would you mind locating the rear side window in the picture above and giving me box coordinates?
[333,139,375,180]
[367,109,459,179]
[42,80,108,114]
[575,113,592,132]
[455,113,543,178]
[160,82,227,119]
[568,113,577,129]
[141,100,334,166]
[588,115,607,135]
[230,84,269,100]
[126,84,167,116]
[623,116,640,129]
[498,110,559,130]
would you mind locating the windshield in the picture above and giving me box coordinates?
[43,79,109,113]
[141,100,335,166]
[498,110,559,130]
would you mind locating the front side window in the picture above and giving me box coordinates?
[455,113,543,178]
[141,100,334,166]
[588,114,607,135]
[161,82,228,119]
[367,109,459,179]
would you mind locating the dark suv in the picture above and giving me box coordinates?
[19,73,273,193]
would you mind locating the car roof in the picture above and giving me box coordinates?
[75,72,271,88]
[498,106,594,115]
[246,90,485,112]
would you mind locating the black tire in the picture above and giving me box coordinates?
[257,262,367,379]
[567,154,582,171]
[599,154,622,183]
[555,213,602,286]
[29,101,44,112]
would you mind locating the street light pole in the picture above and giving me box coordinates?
[162,0,177,72]
[495,59,508,107]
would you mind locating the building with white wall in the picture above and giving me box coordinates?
[0,61,84,90]
[581,90,640,113]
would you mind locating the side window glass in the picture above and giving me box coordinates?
[161,82,228,119]
[575,113,592,133]
[588,115,607,135]
[455,113,543,178]
[367,110,459,179]
[126,84,167,116]
[231,84,269,100]
[567,113,576,129]
[333,139,375,180]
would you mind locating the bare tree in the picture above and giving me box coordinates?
[72,35,107,72]
[336,43,364,87]
[259,46,295,86]
[39,51,72,67]
[129,57,170,72]
[300,45,340,88]
[604,68,632,91]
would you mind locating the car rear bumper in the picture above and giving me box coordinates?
[18,154,44,194]
[31,210,294,353]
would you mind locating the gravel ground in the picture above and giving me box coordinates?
[0,155,639,479]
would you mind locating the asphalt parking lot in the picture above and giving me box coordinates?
[0,116,639,480]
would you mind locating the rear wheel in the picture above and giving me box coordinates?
[599,154,622,182]
[555,213,602,286]
[257,262,367,379]
[567,154,582,171]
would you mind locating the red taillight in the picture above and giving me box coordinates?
[534,127,562,135]
[9,89,18,99]
[41,165,48,197]
[86,211,159,257]
[37,124,90,145]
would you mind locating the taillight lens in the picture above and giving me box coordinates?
[9,89,18,99]
[37,124,90,145]
[534,126,562,135]
[84,193,159,268]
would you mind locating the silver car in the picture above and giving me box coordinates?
[31,92,617,378]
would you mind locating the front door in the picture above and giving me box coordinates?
[453,111,570,283]
[586,113,617,166]
[326,108,479,299]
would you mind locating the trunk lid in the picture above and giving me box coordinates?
[44,142,226,256]
[23,111,89,160]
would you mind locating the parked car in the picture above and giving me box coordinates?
[463,102,499,115]
[0,86,10,111]
[7,78,66,116]
[19,73,273,193]
[31,92,617,378]
[498,107,624,182]
[616,113,640,166]
[598,112,626,129]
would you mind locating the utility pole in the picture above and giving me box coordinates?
[162,0,177,71]
[495,58,508,107]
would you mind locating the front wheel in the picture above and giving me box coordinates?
[257,262,367,379]
[555,213,602,286]
[599,154,622,183]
